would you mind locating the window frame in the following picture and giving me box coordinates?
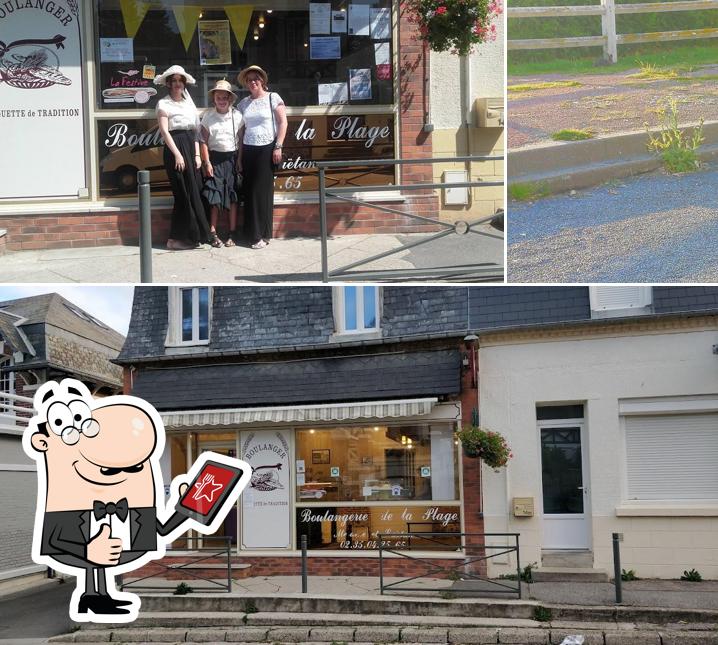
[167,286,212,347]
[589,286,652,318]
[332,285,382,336]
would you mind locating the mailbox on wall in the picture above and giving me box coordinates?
[474,97,504,128]
[513,497,534,517]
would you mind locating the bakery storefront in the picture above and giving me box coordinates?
[158,400,471,574]
[1,0,433,251]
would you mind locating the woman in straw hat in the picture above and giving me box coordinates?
[200,79,242,247]
[236,65,287,249]
[154,65,210,251]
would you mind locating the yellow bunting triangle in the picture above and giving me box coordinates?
[225,6,255,51]
[172,6,203,51]
[119,0,150,39]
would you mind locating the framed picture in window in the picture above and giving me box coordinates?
[312,449,330,464]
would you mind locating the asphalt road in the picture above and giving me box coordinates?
[507,163,718,282]
[0,581,76,643]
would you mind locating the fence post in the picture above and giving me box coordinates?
[318,166,329,283]
[301,534,308,593]
[612,532,622,603]
[226,536,232,593]
[600,0,618,63]
[137,170,152,283]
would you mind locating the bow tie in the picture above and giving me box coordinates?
[92,498,129,522]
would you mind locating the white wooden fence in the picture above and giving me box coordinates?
[508,0,718,63]
[0,391,34,434]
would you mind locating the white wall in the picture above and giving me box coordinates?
[429,17,504,129]
[480,326,718,579]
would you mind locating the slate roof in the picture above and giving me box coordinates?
[117,286,718,364]
[0,293,125,386]
[0,310,34,356]
[131,349,460,411]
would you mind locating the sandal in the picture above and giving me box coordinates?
[251,239,268,249]
[167,239,195,251]
[225,236,236,247]
[209,231,224,248]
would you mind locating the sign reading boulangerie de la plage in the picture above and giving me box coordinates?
[0,0,86,199]
[241,430,292,548]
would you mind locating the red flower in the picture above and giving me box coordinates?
[436,5,447,13]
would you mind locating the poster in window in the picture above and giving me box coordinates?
[374,43,392,80]
[331,10,348,33]
[312,449,331,464]
[318,82,349,105]
[99,38,134,63]
[348,4,371,35]
[198,20,232,65]
[310,36,342,60]
[349,68,372,100]
[310,3,332,34]
[370,8,391,39]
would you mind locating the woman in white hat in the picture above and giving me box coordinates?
[155,65,210,251]
[199,79,242,247]
[236,65,287,249]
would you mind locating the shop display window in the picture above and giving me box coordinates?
[94,0,394,110]
[296,504,462,550]
[295,425,459,503]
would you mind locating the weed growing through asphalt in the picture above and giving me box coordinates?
[630,61,680,81]
[509,182,550,202]
[173,582,193,595]
[551,129,594,141]
[520,562,537,583]
[439,590,457,599]
[681,568,703,582]
[508,80,582,93]
[533,606,552,622]
[243,598,259,613]
[645,97,704,173]
[621,569,639,581]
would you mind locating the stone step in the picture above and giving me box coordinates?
[541,551,594,569]
[532,568,609,583]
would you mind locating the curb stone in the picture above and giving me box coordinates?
[400,627,448,643]
[354,626,402,642]
[224,628,271,642]
[496,627,549,643]
[308,627,356,641]
[265,627,311,642]
[446,628,500,644]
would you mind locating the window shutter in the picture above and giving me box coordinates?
[590,286,651,311]
[625,414,718,500]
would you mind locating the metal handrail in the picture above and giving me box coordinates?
[317,155,504,282]
[120,535,234,593]
[378,532,521,598]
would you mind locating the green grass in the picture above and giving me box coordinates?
[508,80,582,92]
[551,128,594,141]
[508,43,718,78]
[509,181,550,201]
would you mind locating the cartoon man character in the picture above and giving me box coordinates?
[23,379,250,623]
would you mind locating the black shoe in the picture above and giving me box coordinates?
[77,593,131,615]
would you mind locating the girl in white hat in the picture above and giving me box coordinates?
[199,79,242,247]
[154,65,210,251]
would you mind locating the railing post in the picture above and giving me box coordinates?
[600,0,618,63]
[226,536,232,593]
[515,534,522,599]
[613,532,623,603]
[318,166,329,282]
[301,534,308,593]
[137,170,153,283]
[379,535,384,595]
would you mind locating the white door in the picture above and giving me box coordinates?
[539,421,590,549]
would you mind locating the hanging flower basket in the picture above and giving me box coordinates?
[404,0,503,56]
[456,425,512,468]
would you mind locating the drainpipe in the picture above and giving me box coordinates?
[423,42,433,133]
[460,55,473,201]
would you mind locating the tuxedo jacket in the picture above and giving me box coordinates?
[40,507,176,560]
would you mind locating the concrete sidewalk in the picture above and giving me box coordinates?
[0,228,504,283]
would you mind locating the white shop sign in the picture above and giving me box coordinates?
[240,429,292,549]
[0,0,86,199]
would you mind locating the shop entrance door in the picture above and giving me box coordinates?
[539,422,590,549]
[197,443,238,547]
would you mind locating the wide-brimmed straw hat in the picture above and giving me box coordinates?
[154,65,196,86]
[208,78,238,101]
[238,65,268,87]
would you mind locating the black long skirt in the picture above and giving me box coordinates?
[163,129,210,244]
[242,142,274,242]
[202,150,239,210]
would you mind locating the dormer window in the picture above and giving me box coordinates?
[333,286,381,335]
[167,287,211,346]
[589,286,652,319]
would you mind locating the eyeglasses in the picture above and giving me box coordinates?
[246,76,262,83]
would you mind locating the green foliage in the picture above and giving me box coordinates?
[446,570,461,581]
[509,181,550,202]
[681,568,703,582]
[455,426,512,468]
[533,606,553,622]
[629,61,679,81]
[551,129,594,141]
[405,0,503,56]
[173,582,193,595]
[621,569,638,581]
[521,561,537,583]
[243,598,259,613]
[645,98,704,173]
[439,590,458,599]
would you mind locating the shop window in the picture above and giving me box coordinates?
[333,286,380,334]
[167,286,211,346]
[295,425,459,504]
[93,1,394,110]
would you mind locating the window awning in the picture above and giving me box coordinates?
[161,397,439,429]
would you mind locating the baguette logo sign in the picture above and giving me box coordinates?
[0,0,86,200]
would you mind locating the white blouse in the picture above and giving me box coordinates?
[201,108,242,152]
[238,93,284,146]
[156,96,199,131]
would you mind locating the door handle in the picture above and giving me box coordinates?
[577,486,588,493]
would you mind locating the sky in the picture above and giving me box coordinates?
[0,286,135,335]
